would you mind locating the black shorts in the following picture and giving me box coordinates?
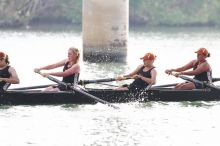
[122,84,129,87]
[193,82,205,89]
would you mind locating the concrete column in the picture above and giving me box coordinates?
[83,0,129,62]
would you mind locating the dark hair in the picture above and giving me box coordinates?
[5,55,10,64]
[207,53,210,57]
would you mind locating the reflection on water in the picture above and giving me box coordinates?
[0,101,219,146]
[1,27,220,146]
[60,104,81,111]
[0,105,11,110]
[1,102,220,146]
[180,101,219,108]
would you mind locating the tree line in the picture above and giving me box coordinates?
[0,0,220,28]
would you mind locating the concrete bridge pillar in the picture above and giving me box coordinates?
[82,0,129,62]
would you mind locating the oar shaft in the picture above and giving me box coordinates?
[169,72,220,90]
[153,83,178,88]
[179,75,220,90]
[151,77,220,89]
[152,78,220,89]
[46,76,119,109]
[9,84,56,90]
[78,77,132,85]
[47,76,66,86]
[212,78,220,82]
[78,78,115,85]
[71,85,118,108]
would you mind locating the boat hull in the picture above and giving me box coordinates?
[1,88,220,105]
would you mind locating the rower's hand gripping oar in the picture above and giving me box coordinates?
[170,72,220,90]
[78,77,132,85]
[36,72,120,109]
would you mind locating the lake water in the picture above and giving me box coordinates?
[1,26,220,146]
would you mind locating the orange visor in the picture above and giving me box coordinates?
[140,53,156,60]
[195,48,209,57]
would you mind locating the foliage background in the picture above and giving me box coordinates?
[1,0,220,28]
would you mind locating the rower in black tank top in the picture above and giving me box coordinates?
[0,66,11,91]
[193,61,212,88]
[58,62,79,91]
[129,66,155,90]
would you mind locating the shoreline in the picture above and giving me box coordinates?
[0,22,219,31]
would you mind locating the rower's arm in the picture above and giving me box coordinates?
[49,64,80,77]
[34,59,66,72]
[171,60,195,72]
[181,62,210,76]
[123,65,143,77]
[0,67,20,84]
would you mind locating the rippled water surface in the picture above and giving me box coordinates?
[1,27,220,146]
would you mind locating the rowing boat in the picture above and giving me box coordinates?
[2,74,220,106]
[1,87,220,105]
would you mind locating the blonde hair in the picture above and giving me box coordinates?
[69,47,80,63]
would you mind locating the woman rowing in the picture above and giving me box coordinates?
[115,52,157,91]
[34,47,80,91]
[0,51,20,91]
[165,48,212,90]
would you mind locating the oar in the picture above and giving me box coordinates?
[212,78,220,82]
[152,83,178,88]
[151,78,220,89]
[9,84,56,90]
[90,82,119,87]
[171,73,220,90]
[78,77,132,85]
[37,73,119,109]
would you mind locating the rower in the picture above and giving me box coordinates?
[0,51,20,91]
[34,47,80,91]
[115,52,157,91]
[165,48,212,90]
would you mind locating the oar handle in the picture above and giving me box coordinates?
[37,71,49,78]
